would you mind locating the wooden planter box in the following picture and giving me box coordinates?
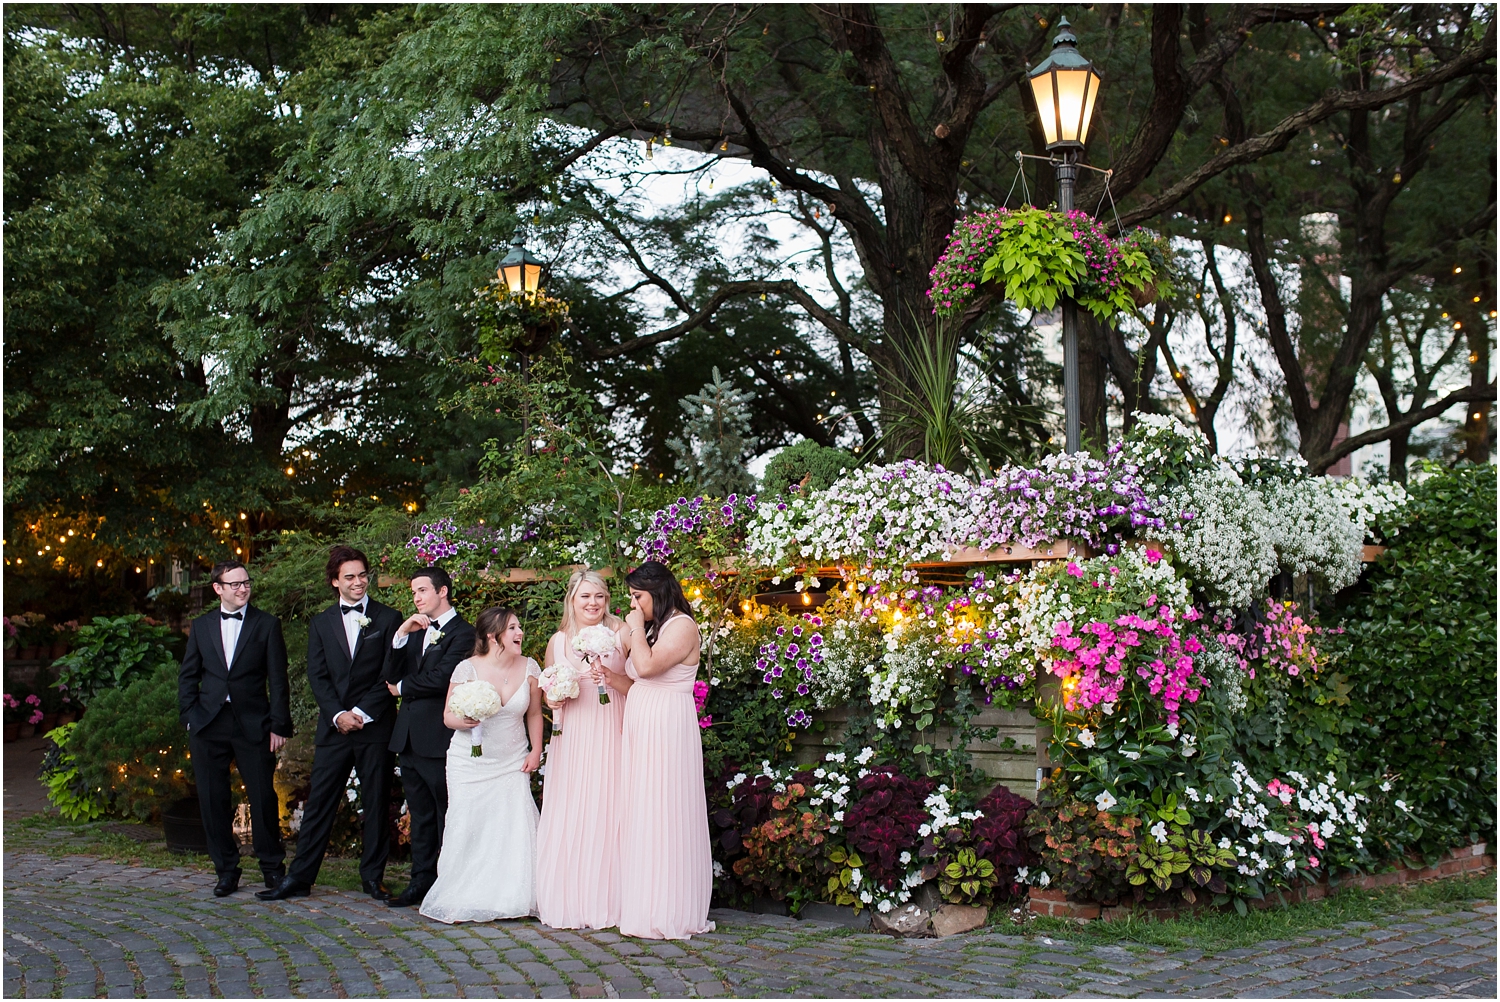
[1029,843,1493,923]
[790,703,1043,796]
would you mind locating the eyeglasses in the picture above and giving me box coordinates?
[217,579,253,590]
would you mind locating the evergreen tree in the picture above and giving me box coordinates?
[667,368,758,497]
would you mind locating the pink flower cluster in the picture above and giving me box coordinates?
[1258,600,1335,677]
[693,679,711,729]
[1048,607,1207,725]
[4,692,44,725]
[926,208,1014,314]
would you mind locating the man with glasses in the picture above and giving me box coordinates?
[178,559,294,897]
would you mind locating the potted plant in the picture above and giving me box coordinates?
[927,206,1170,322]
[51,614,181,709]
[9,612,51,660]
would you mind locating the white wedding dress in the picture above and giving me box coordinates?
[419,658,541,923]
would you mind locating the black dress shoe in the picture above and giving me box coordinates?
[213,870,242,897]
[363,880,392,901]
[262,871,286,889]
[256,877,312,901]
[385,884,428,908]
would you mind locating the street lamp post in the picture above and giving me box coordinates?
[1027,17,1103,453]
[497,228,548,453]
[498,229,544,298]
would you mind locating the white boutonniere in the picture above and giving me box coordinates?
[356,615,372,629]
[430,629,446,642]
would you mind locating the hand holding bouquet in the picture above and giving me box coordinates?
[572,624,620,704]
[538,662,582,734]
[448,680,504,757]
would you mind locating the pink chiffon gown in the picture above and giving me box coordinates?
[618,645,715,940]
[535,636,627,930]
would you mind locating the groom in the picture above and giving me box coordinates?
[261,546,402,901]
[383,566,473,908]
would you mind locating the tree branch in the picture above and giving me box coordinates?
[1308,381,1497,471]
[1116,33,1495,228]
[574,280,863,359]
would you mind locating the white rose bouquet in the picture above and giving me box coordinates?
[538,662,582,734]
[448,680,504,757]
[572,624,620,704]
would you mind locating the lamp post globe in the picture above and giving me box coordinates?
[498,229,544,297]
[1027,17,1103,154]
[1027,16,1102,454]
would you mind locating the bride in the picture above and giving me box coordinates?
[419,606,543,923]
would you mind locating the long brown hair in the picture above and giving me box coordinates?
[624,561,694,646]
[471,606,520,657]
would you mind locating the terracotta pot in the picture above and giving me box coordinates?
[19,647,38,661]
[18,723,35,739]
[3,646,13,660]
[56,711,77,726]
[4,723,18,742]
[51,643,68,660]
[41,713,59,731]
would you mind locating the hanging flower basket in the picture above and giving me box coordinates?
[927,206,1170,321]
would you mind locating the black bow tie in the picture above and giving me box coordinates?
[340,605,364,616]
[221,611,243,621]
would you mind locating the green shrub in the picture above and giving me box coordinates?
[760,441,857,496]
[69,662,194,821]
[1335,463,1497,858]
[39,722,106,821]
[51,614,180,708]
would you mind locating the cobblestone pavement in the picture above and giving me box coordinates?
[3,852,1494,998]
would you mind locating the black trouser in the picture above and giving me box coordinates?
[188,707,284,880]
[398,751,447,890]
[288,737,393,886]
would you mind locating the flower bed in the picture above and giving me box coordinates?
[1030,842,1494,922]
[316,413,1494,922]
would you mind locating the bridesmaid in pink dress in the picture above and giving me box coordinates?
[536,570,629,930]
[617,561,715,940]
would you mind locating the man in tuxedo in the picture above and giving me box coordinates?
[178,560,293,897]
[260,546,402,902]
[383,566,473,908]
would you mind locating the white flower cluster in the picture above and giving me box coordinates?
[1219,761,1371,878]
[1160,466,1280,610]
[918,786,982,838]
[1259,478,1366,593]
[868,629,947,729]
[813,616,880,709]
[1330,477,1407,538]
[744,461,977,571]
[1118,412,1212,466]
[1226,453,1406,595]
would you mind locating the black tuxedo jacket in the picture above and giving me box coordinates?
[178,605,294,740]
[386,613,476,758]
[306,598,403,746]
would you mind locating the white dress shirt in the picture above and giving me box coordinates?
[340,600,374,725]
[390,607,457,695]
[219,605,244,702]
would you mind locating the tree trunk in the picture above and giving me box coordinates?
[1388,428,1410,484]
